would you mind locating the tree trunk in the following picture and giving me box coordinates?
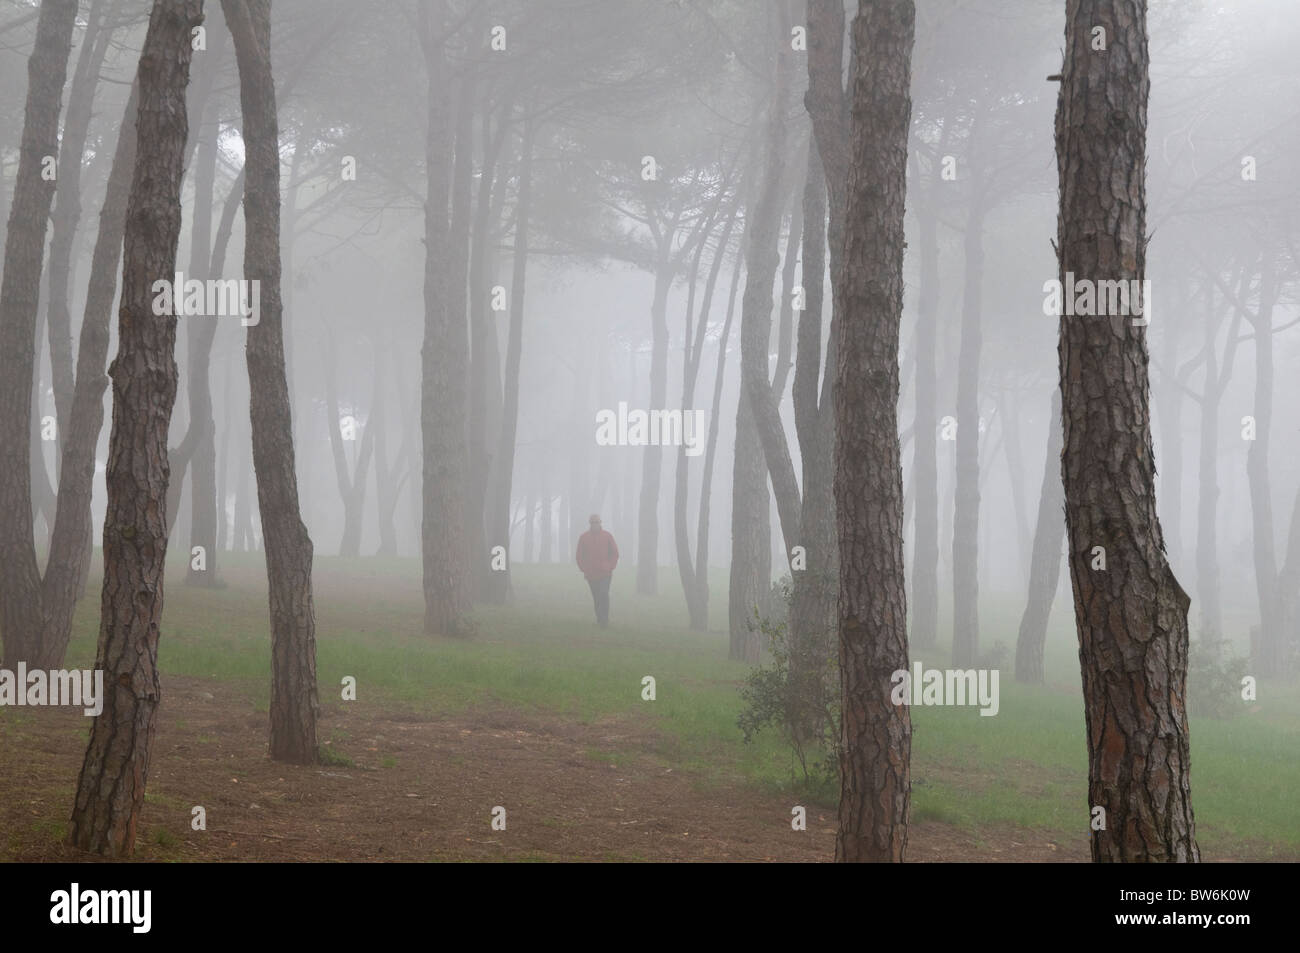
[224,0,319,764]
[468,101,509,600]
[636,261,673,595]
[184,79,223,587]
[68,0,203,856]
[676,176,742,631]
[789,134,838,732]
[419,1,472,634]
[911,202,940,651]
[485,121,535,604]
[1195,290,1223,643]
[728,397,769,662]
[951,190,985,668]
[1014,390,1065,683]
[44,0,111,462]
[1054,0,1199,862]
[694,231,745,633]
[38,84,139,670]
[833,0,914,864]
[0,0,78,669]
[1246,258,1281,670]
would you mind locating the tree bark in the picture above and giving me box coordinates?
[224,0,319,764]
[834,0,914,864]
[1054,0,1199,862]
[68,0,203,856]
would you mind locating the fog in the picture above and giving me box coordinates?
[0,0,1296,869]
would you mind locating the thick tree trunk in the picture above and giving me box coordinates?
[0,0,78,669]
[224,0,319,764]
[419,1,472,634]
[1054,0,1199,862]
[834,0,914,864]
[1014,390,1065,683]
[68,0,203,856]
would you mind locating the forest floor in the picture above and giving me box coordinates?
[2,556,1297,862]
[2,674,1087,862]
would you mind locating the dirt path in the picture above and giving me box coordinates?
[3,675,1088,862]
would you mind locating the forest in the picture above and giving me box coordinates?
[0,0,1297,870]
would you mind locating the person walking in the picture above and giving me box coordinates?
[576,514,619,626]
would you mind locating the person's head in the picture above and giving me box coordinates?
[589,514,602,530]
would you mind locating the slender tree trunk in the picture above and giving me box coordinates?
[38,85,140,669]
[1247,259,1281,670]
[467,102,508,600]
[539,464,553,564]
[0,0,78,669]
[1054,0,1198,862]
[788,135,838,730]
[485,121,535,604]
[224,0,319,763]
[637,261,673,595]
[1014,390,1065,683]
[911,203,940,651]
[44,0,111,462]
[419,1,471,634]
[729,398,769,662]
[1000,393,1032,579]
[216,350,232,555]
[694,231,745,631]
[1195,293,1223,643]
[952,194,985,667]
[68,0,203,856]
[184,88,222,586]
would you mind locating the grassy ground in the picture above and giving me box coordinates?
[28,549,1300,860]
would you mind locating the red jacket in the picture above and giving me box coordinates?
[576,528,619,580]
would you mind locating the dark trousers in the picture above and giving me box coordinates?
[587,575,611,626]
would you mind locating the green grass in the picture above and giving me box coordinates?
[57,549,1300,856]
